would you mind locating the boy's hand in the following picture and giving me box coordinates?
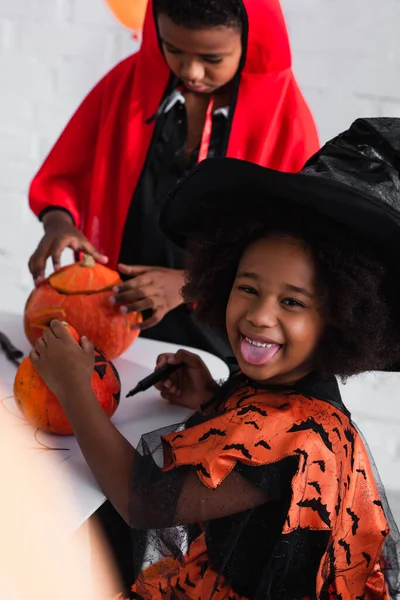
[29,211,108,286]
[30,320,94,402]
[155,349,216,410]
[110,264,184,329]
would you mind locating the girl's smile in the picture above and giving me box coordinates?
[226,234,324,385]
[239,332,283,366]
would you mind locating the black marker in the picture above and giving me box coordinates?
[126,362,183,398]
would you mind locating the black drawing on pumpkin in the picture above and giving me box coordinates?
[94,348,107,361]
[94,362,107,379]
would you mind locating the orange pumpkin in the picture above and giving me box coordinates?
[14,324,121,435]
[24,255,142,360]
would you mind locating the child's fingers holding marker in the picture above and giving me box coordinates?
[155,352,176,370]
[158,374,182,401]
[155,349,216,410]
[160,385,181,402]
[154,352,182,393]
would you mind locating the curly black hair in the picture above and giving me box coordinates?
[183,198,400,378]
[153,0,243,30]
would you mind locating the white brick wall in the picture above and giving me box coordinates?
[283,0,400,142]
[0,0,399,521]
[0,0,139,293]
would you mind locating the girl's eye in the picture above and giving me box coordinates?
[282,298,304,308]
[238,285,257,295]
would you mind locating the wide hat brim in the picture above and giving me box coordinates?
[160,157,400,255]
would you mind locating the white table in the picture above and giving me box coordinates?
[1,310,399,529]
[0,310,230,532]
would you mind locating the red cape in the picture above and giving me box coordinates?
[29,0,319,269]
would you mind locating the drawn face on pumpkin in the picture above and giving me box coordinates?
[157,14,242,94]
[226,234,324,385]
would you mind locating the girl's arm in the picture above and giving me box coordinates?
[56,382,134,523]
[31,322,268,527]
[43,383,267,527]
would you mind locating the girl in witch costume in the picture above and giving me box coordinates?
[28,118,400,599]
[28,0,318,363]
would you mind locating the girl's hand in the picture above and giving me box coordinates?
[155,349,216,410]
[30,320,94,402]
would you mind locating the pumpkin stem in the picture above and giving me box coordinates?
[80,254,96,268]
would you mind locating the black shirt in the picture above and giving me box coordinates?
[118,91,232,361]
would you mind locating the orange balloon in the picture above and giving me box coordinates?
[104,0,148,30]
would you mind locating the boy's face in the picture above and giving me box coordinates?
[157,14,242,94]
[226,235,324,385]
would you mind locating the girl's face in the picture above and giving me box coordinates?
[157,14,242,94]
[226,235,324,385]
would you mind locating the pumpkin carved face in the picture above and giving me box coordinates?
[14,324,121,435]
[24,255,142,360]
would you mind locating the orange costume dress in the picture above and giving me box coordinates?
[117,372,399,599]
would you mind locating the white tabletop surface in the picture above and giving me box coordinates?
[0,310,230,532]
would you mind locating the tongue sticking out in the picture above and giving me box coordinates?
[240,337,281,366]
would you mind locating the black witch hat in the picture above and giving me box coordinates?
[160,118,400,258]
